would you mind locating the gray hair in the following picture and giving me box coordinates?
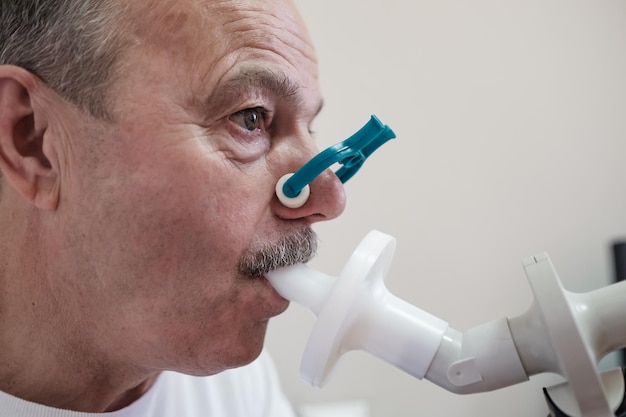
[238,228,319,278]
[0,0,127,119]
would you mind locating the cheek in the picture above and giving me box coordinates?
[64,139,284,371]
[73,123,279,292]
[101,156,270,280]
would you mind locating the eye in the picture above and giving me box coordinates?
[229,107,267,132]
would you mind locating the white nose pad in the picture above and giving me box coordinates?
[276,173,310,209]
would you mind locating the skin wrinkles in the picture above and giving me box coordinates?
[222,16,316,74]
[208,0,316,59]
[121,0,319,117]
[198,68,324,167]
[201,68,303,120]
[199,1,319,101]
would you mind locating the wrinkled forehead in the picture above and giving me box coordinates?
[121,0,318,82]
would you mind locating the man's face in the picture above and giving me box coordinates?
[57,0,345,375]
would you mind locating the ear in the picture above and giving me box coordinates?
[0,65,59,210]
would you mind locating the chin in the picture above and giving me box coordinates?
[183,321,268,376]
[229,322,268,367]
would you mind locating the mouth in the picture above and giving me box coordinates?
[261,275,291,313]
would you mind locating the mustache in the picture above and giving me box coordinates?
[237,228,318,278]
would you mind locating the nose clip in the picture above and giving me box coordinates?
[276,115,396,208]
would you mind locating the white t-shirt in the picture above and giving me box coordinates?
[0,350,295,417]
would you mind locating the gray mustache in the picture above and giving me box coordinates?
[237,228,318,278]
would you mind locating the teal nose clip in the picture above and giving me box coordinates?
[276,115,396,208]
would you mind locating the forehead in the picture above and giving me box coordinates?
[122,0,319,85]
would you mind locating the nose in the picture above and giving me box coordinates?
[273,165,346,223]
[273,115,394,223]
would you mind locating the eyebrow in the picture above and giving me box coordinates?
[201,67,311,117]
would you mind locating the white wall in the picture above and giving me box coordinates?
[266,1,626,416]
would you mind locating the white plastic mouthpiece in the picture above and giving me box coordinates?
[266,263,335,316]
[275,173,310,209]
[267,230,449,388]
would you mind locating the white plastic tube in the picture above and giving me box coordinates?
[424,319,528,393]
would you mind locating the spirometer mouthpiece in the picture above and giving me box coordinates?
[267,230,448,387]
[268,230,626,417]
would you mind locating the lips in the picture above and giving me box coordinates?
[261,276,290,314]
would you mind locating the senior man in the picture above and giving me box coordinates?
[0,0,346,415]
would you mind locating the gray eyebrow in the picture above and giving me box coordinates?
[233,68,301,98]
[202,67,304,116]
